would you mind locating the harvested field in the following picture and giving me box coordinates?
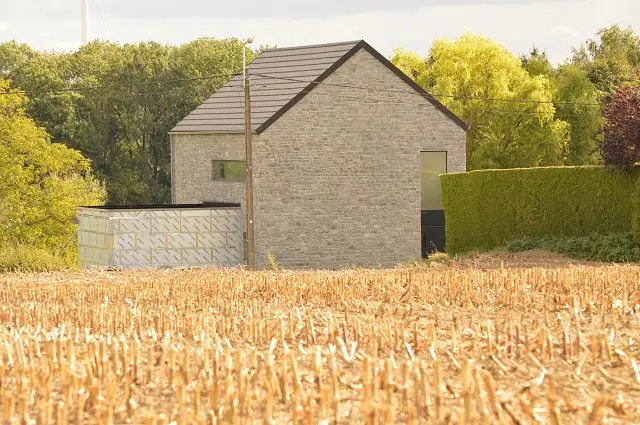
[1,265,640,424]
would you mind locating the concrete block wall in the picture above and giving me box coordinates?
[77,206,244,269]
[77,207,113,268]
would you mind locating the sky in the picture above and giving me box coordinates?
[1,0,639,64]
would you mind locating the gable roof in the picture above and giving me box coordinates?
[170,40,469,134]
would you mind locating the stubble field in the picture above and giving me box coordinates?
[1,262,640,424]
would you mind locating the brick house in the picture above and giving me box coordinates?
[169,40,468,269]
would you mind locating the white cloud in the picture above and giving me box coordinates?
[0,21,7,31]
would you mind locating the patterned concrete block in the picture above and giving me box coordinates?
[94,233,108,249]
[197,233,226,248]
[150,210,180,218]
[211,209,238,217]
[112,211,149,218]
[182,248,211,263]
[88,232,97,248]
[97,248,111,265]
[211,216,243,232]
[110,250,119,266]
[113,234,136,250]
[118,249,151,266]
[167,233,197,249]
[151,218,180,233]
[96,218,109,234]
[212,247,242,264]
[152,249,181,265]
[181,216,210,232]
[108,217,120,233]
[78,246,87,262]
[226,232,243,248]
[180,209,211,217]
[119,217,151,234]
[138,234,167,250]
[88,217,98,233]
[77,231,87,247]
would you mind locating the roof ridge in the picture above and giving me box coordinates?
[263,40,363,52]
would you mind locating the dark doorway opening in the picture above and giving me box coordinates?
[422,210,445,257]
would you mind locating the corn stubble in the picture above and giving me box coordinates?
[0,265,639,424]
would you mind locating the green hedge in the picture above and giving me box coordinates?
[440,166,640,254]
[634,178,640,243]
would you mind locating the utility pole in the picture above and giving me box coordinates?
[81,0,88,46]
[243,37,256,269]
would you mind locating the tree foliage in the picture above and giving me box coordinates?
[392,33,570,169]
[0,38,258,205]
[599,84,640,167]
[572,24,640,101]
[0,78,105,249]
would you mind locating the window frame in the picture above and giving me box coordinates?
[419,151,448,211]
[211,159,246,182]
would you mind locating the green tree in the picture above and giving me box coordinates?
[520,47,602,164]
[521,47,553,78]
[572,24,640,100]
[553,64,602,164]
[392,33,569,169]
[0,78,105,250]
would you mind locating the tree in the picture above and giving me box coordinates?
[599,84,640,167]
[0,78,105,249]
[521,48,602,165]
[572,25,640,101]
[553,64,603,165]
[521,47,553,78]
[392,33,569,170]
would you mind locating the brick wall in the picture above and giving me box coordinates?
[170,133,250,206]
[252,48,466,269]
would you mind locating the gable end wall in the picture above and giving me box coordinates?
[253,48,466,269]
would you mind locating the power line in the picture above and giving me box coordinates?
[0,69,606,108]
[251,73,605,107]
[0,72,242,96]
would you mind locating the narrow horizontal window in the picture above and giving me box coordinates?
[212,160,245,181]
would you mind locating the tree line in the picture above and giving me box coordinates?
[2,26,639,207]
[0,38,258,205]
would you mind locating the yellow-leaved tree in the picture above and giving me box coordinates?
[0,78,105,266]
[392,33,570,170]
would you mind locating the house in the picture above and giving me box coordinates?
[169,40,468,269]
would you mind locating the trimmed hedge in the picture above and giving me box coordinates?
[634,178,640,243]
[440,166,640,254]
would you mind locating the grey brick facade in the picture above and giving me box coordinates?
[171,44,466,269]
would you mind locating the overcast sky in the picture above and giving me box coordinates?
[1,0,638,64]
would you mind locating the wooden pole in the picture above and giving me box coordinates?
[244,46,256,270]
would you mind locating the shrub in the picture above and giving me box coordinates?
[441,166,639,254]
[0,245,75,272]
[506,232,640,263]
